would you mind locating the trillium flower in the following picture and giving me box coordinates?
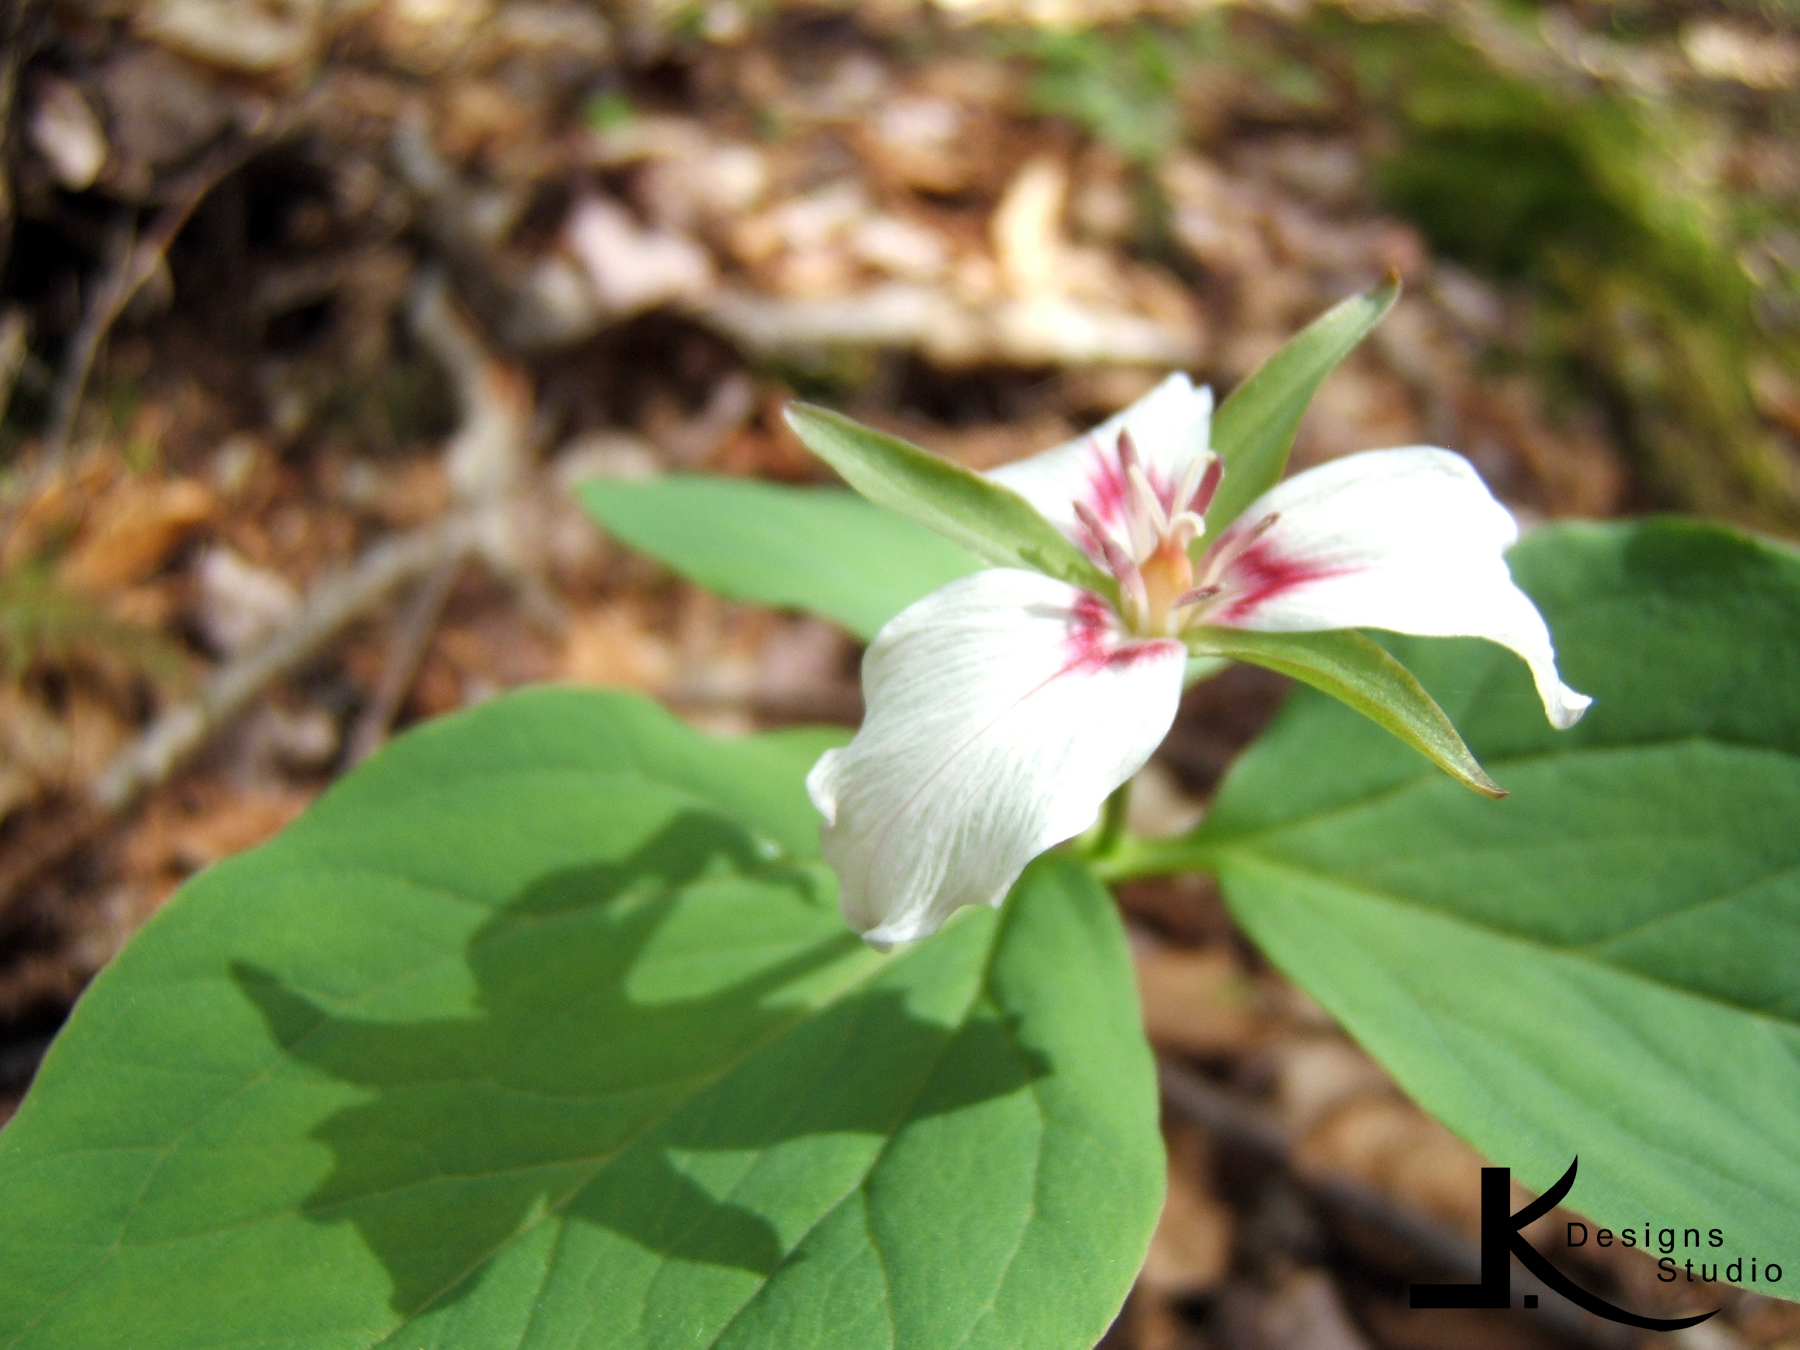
[806,373,1590,949]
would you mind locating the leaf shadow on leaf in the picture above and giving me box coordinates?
[230,808,1049,1324]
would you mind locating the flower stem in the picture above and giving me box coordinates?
[1088,832,1219,884]
[1084,778,1133,861]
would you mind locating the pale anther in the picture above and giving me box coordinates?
[1126,464,1169,540]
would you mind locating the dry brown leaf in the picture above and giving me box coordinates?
[1117,1290,1201,1350]
[364,0,496,74]
[1268,1037,1396,1138]
[1355,1297,1555,1350]
[1294,1092,1491,1238]
[1258,1270,1375,1350]
[1140,1119,1233,1298]
[560,604,676,693]
[2,459,116,573]
[993,157,1068,299]
[0,687,69,801]
[59,478,217,594]
[61,689,132,789]
[139,0,330,76]
[0,685,131,817]
[755,618,851,705]
[195,546,302,656]
[28,76,108,191]
[123,786,313,879]
[565,196,716,319]
[932,415,1077,472]
[1486,376,1627,519]
[90,48,237,199]
[1135,941,1266,1056]
[860,93,979,195]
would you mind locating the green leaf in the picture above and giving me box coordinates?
[579,476,981,641]
[0,687,1162,1349]
[1204,276,1400,535]
[784,403,1111,596]
[1184,625,1500,797]
[1182,520,1800,1295]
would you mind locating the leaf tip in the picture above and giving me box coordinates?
[780,399,816,434]
[1467,770,1507,800]
[782,400,843,464]
[1371,270,1403,315]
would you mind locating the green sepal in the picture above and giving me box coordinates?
[783,403,1113,598]
[1184,625,1502,797]
[1204,275,1401,536]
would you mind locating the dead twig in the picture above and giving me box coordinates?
[700,284,1202,370]
[89,274,530,812]
[41,137,267,468]
[0,0,50,267]
[91,515,479,813]
[0,308,26,426]
[343,553,463,766]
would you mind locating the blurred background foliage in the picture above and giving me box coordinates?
[1009,2,1800,531]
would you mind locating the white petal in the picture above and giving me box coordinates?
[808,569,1185,946]
[986,374,1213,559]
[1204,448,1592,729]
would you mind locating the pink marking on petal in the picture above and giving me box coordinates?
[1075,436,1178,525]
[1191,457,1223,515]
[1212,537,1358,625]
[1079,439,1129,527]
[1060,592,1180,676]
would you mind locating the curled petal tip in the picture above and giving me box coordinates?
[1197,447,1590,735]
[1548,689,1594,732]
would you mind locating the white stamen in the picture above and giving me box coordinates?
[1173,451,1212,521]
[1120,568,1150,632]
[1199,511,1281,588]
[1170,511,1205,548]
[1125,464,1167,558]
[1074,499,1148,625]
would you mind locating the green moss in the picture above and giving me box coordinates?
[1332,12,1798,531]
[1002,22,1196,165]
[0,562,186,682]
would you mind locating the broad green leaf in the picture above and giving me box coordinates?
[579,476,981,641]
[1172,520,1800,1297]
[0,687,1162,1349]
[784,403,1111,596]
[1183,625,1500,797]
[1204,276,1400,535]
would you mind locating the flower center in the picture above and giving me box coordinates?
[1138,537,1194,636]
[1073,430,1226,638]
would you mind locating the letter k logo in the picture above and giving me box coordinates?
[1410,1158,1716,1331]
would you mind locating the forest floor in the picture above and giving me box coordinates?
[2,0,1799,1345]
